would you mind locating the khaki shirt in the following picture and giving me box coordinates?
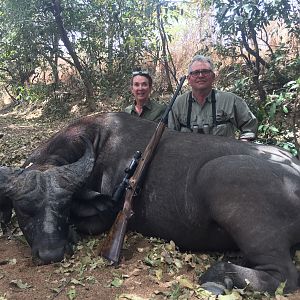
[168,90,257,138]
[124,99,166,122]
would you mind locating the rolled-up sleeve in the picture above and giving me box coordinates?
[234,97,258,136]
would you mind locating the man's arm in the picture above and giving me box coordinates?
[234,97,258,141]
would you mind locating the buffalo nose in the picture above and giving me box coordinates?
[33,247,65,265]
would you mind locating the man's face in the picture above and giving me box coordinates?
[187,61,215,91]
[131,75,152,104]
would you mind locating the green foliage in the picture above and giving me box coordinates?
[212,0,299,154]
[213,0,299,104]
[263,44,300,92]
[214,0,292,36]
[0,0,299,157]
[67,286,77,300]
[0,0,182,104]
[217,64,255,96]
[14,84,51,104]
[275,281,286,296]
[257,78,300,156]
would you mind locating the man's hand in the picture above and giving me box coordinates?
[239,132,255,142]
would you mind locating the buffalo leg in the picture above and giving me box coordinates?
[199,257,298,294]
[198,154,300,294]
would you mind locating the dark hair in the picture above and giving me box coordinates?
[131,71,153,87]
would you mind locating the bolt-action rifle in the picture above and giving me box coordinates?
[100,76,186,264]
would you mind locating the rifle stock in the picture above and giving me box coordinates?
[100,190,134,264]
[100,76,186,264]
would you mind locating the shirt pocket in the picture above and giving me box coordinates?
[216,109,230,123]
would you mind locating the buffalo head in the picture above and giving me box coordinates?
[0,138,95,264]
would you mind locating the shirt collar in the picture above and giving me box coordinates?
[132,99,152,111]
[143,99,152,110]
[191,90,213,103]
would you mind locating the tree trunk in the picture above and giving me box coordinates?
[50,0,96,111]
[240,26,267,102]
[156,4,174,93]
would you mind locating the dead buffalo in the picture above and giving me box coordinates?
[1,112,300,294]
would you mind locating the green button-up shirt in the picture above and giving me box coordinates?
[168,90,257,139]
[124,99,166,122]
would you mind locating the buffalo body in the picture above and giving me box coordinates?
[1,112,300,294]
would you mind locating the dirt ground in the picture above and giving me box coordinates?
[0,231,207,300]
[1,107,300,300]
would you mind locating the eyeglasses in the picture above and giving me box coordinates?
[132,70,149,76]
[189,69,212,77]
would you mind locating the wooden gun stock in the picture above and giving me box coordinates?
[100,192,133,264]
[100,76,186,264]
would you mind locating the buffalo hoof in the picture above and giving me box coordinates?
[201,277,233,295]
[201,282,227,295]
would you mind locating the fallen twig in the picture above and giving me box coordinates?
[50,278,72,300]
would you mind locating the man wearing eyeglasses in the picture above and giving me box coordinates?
[124,71,166,122]
[168,55,257,141]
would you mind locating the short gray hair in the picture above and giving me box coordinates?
[188,55,214,73]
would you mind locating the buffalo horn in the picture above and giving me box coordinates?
[1,137,95,201]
